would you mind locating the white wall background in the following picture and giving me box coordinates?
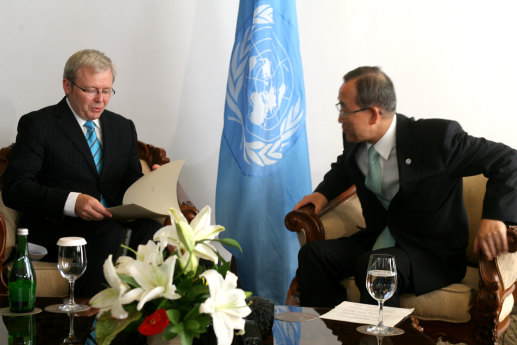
[1,0,517,213]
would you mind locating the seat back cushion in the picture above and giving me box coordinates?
[31,261,69,297]
[6,261,68,297]
[320,194,365,240]
[140,159,151,174]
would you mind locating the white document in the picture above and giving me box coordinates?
[320,301,413,327]
[108,159,184,220]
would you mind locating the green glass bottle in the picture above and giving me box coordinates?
[7,315,36,345]
[8,228,37,313]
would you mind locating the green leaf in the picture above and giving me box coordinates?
[197,314,212,329]
[216,238,242,252]
[162,323,179,340]
[118,273,139,288]
[96,310,142,345]
[166,309,181,324]
[215,257,231,276]
[180,331,194,345]
[184,284,209,299]
[185,319,200,331]
[169,321,185,334]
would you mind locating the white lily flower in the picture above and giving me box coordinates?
[116,239,167,276]
[199,270,251,345]
[153,206,225,272]
[90,255,141,319]
[126,255,181,310]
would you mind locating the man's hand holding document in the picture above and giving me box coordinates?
[108,160,184,219]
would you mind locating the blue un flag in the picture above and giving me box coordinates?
[216,0,312,304]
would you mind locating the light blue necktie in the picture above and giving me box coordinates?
[84,121,103,173]
[365,145,395,250]
[84,121,107,206]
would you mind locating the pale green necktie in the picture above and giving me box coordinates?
[365,145,395,250]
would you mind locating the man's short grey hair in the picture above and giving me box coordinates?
[63,49,116,82]
[344,66,396,113]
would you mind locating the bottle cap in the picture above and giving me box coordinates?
[56,237,87,246]
[16,228,29,235]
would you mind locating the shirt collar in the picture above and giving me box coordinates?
[66,97,101,129]
[366,114,397,160]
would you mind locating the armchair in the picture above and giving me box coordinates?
[0,141,198,297]
[285,174,517,345]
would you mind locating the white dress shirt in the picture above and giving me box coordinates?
[63,98,103,217]
[356,115,399,202]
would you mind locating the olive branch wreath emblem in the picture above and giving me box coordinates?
[225,5,305,168]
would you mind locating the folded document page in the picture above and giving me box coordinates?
[320,301,413,327]
[108,159,184,219]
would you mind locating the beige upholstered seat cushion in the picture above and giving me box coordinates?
[31,261,68,297]
[6,261,68,297]
[140,159,151,174]
[341,265,479,323]
[321,194,364,241]
[497,251,517,290]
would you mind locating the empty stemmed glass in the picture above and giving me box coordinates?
[62,313,79,344]
[357,254,404,336]
[45,237,89,313]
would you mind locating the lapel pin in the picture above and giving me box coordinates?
[405,158,412,165]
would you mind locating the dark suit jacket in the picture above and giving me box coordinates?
[2,97,143,241]
[315,114,517,295]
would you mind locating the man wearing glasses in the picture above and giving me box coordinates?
[294,66,517,308]
[2,49,162,297]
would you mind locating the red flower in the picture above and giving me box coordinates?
[138,309,170,336]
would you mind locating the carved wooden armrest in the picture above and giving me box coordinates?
[285,185,358,244]
[136,141,198,223]
[180,202,198,224]
[469,225,517,343]
[137,141,170,168]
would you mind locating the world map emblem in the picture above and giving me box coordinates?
[224,4,305,177]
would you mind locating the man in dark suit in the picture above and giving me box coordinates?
[2,49,162,297]
[295,66,517,308]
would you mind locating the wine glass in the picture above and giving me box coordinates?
[45,237,89,313]
[356,254,404,336]
[62,313,79,344]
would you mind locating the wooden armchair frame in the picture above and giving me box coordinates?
[285,186,517,345]
[0,141,198,294]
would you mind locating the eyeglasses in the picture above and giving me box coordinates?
[69,80,115,96]
[335,103,371,118]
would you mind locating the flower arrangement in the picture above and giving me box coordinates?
[90,206,252,345]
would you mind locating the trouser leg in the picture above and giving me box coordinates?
[355,246,413,307]
[125,218,163,250]
[297,237,370,308]
[69,219,126,298]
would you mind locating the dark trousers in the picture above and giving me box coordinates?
[25,216,163,298]
[297,237,413,308]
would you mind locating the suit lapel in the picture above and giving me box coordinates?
[342,135,360,167]
[99,113,114,177]
[54,98,99,176]
[394,114,421,201]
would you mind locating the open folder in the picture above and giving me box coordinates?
[108,159,184,220]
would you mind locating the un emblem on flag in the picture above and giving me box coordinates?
[225,4,305,177]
